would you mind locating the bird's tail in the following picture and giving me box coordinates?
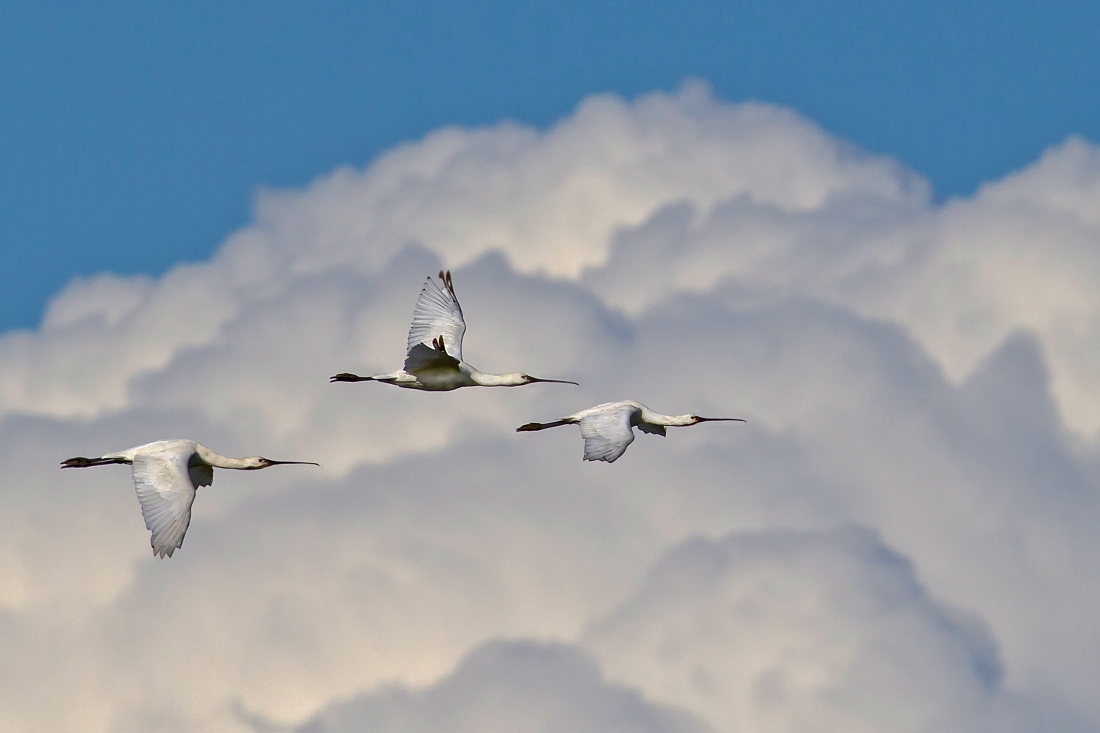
[330,373,375,383]
[61,456,131,468]
[516,419,571,432]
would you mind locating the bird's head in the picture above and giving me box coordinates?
[242,457,320,470]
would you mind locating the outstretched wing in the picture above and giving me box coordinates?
[406,271,466,363]
[578,406,635,463]
[131,450,202,558]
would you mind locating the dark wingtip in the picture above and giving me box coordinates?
[330,373,366,383]
[437,269,455,295]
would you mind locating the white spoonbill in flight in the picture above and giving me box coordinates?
[331,270,577,390]
[517,400,745,463]
[61,439,318,558]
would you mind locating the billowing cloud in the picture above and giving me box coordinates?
[584,132,1100,435]
[0,80,923,424]
[1,83,1099,732]
[585,527,1041,733]
[295,640,711,733]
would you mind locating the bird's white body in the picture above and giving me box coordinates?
[62,439,316,558]
[359,362,536,391]
[517,400,745,463]
[331,271,576,390]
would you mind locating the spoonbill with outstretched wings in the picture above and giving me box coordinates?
[517,400,744,463]
[331,271,577,390]
[62,439,318,558]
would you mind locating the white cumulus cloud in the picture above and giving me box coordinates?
[0,83,1099,733]
[295,640,712,733]
[585,527,1042,733]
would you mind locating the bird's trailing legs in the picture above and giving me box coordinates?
[516,419,573,432]
[61,456,132,468]
[330,373,375,383]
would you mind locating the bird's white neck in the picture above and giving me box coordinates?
[470,371,527,387]
[194,444,261,469]
[638,408,696,427]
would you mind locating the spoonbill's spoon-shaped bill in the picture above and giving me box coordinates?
[517,400,745,463]
[61,439,318,558]
[330,270,578,390]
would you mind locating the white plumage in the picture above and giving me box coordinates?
[331,270,578,390]
[406,272,467,364]
[517,400,745,463]
[62,439,317,558]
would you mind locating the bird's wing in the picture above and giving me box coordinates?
[131,451,200,558]
[403,340,461,376]
[406,271,466,363]
[579,407,635,463]
[637,422,667,436]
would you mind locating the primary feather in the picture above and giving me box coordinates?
[132,449,201,559]
[578,408,636,463]
[406,271,466,362]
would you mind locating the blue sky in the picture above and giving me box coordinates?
[2,0,1098,330]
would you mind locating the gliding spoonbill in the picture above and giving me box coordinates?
[517,400,745,463]
[61,439,318,558]
[331,271,578,390]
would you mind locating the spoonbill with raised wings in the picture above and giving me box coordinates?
[517,400,745,463]
[331,270,578,390]
[62,439,318,558]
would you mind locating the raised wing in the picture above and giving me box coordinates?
[406,271,466,363]
[578,407,636,463]
[131,450,202,558]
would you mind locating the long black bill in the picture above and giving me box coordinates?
[528,377,580,385]
[265,460,321,466]
[696,417,746,423]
